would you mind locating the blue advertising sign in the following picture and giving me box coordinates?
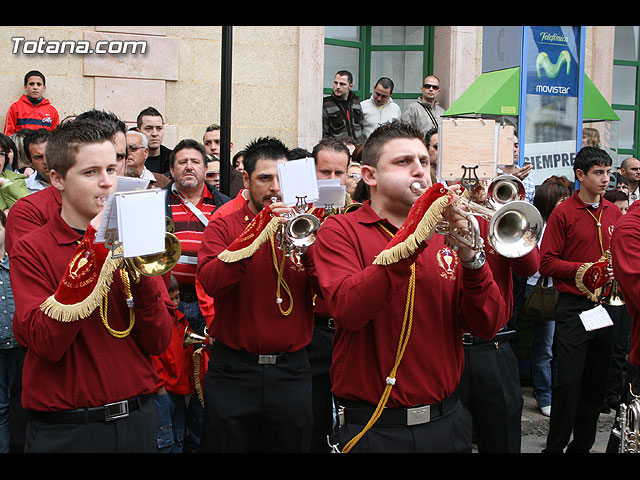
[525,26,581,97]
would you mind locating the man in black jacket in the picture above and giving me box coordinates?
[322,70,365,145]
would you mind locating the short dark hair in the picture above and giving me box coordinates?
[335,70,353,84]
[362,120,425,168]
[533,175,573,222]
[23,128,51,161]
[0,209,6,228]
[136,107,164,128]
[573,146,612,175]
[232,149,246,168]
[242,136,289,178]
[288,148,312,161]
[205,124,220,134]
[75,109,127,138]
[603,189,628,204]
[375,77,395,94]
[45,119,115,179]
[425,127,438,146]
[169,139,208,168]
[24,70,45,86]
[0,134,18,171]
[312,137,350,167]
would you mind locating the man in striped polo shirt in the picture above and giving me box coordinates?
[165,139,230,336]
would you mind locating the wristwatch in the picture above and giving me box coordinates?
[461,249,486,270]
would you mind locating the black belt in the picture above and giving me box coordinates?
[180,291,198,303]
[30,394,150,424]
[314,316,335,330]
[337,391,459,426]
[462,329,517,346]
[214,341,293,365]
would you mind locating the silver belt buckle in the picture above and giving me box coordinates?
[258,354,277,365]
[406,405,430,425]
[104,400,129,421]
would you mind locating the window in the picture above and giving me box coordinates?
[612,26,640,158]
[324,26,434,112]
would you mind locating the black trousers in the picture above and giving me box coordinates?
[200,342,313,453]
[543,293,615,453]
[24,395,157,453]
[329,398,472,453]
[459,334,523,453]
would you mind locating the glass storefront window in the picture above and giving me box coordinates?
[614,26,639,61]
[370,26,424,46]
[612,64,638,105]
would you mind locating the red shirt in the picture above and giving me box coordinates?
[169,186,219,291]
[313,201,508,407]
[10,212,173,412]
[611,200,640,365]
[539,191,622,297]
[479,217,540,316]
[196,201,316,353]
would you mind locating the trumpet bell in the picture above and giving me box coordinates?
[487,174,526,209]
[129,232,183,277]
[285,213,321,249]
[488,201,543,258]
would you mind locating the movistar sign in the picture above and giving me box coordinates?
[526,27,579,97]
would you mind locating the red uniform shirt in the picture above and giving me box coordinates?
[313,201,508,408]
[4,94,59,136]
[197,201,316,354]
[10,212,173,412]
[5,185,61,256]
[539,191,622,297]
[611,200,640,365]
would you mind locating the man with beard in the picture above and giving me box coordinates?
[197,136,317,452]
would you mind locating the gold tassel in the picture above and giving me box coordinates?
[217,216,281,263]
[39,251,120,323]
[193,347,205,407]
[373,195,450,266]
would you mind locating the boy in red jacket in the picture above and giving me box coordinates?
[4,70,59,136]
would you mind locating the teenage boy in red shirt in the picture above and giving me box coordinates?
[539,146,622,453]
[9,119,173,453]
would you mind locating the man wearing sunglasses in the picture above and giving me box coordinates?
[401,75,445,137]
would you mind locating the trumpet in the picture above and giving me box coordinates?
[410,176,543,258]
[273,197,321,261]
[125,232,182,283]
[183,325,213,347]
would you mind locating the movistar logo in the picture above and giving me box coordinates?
[536,50,571,79]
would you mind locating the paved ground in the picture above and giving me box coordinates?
[474,384,617,453]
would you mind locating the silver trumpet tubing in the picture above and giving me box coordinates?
[613,386,640,453]
[410,176,543,258]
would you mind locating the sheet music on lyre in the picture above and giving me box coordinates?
[94,189,166,258]
[278,157,319,206]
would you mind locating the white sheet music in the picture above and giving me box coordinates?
[94,189,166,258]
[579,304,614,331]
[317,179,346,208]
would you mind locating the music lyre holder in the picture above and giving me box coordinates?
[460,165,480,194]
[104,229,124,259]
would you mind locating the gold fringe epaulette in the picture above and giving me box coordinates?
[217,216,280,263]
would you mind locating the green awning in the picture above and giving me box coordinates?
[442,67,619,122]
[442,67,520,117]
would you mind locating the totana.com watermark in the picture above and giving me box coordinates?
[11,37,147,55]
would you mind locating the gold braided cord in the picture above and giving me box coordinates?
[270,236,293,316]
[584,207,605,256]
[342,223,417,453]
[100,269,136,339]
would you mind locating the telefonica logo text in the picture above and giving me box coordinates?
[539,32,569,44]
[12,37,147,55]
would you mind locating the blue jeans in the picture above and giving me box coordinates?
[0,348,18,453]
[525,284,556,408]
[152,391,187,453]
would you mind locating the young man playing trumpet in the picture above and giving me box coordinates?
[539,146,622,453]
[312,120,509,453]
[9,119,174,452]
[196,136,317,453]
